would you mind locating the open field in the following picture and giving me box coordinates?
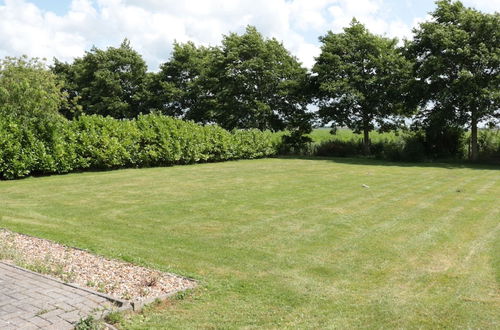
[1,158,499,328]
[309,128,401,143]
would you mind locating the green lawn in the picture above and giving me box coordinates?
[1,158,499,329]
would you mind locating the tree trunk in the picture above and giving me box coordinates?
[363,126,370,155]
[470,116,478,161]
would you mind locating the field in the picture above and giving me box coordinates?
[1,157,499,328]
[308,127,401,143]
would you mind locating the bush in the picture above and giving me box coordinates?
[476,129,500,163]
[315,139,364,157]
[0,114,279,180]
[313,132,427,162]
[424,125,465,159]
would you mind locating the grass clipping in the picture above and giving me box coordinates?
[0,229,195,301]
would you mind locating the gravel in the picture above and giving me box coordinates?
[0,229,196,301]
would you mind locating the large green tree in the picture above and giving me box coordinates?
[153,42,217,119]
[155,26,312,136]
[53,39,151,119]
[313,20,413,154]
[209,26,312,132]
[407,0,500,160]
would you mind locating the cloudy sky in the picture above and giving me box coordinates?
[0,0,498,69]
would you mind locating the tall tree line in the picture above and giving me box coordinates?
[50,0,499,160]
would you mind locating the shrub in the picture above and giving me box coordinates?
[315,139,364,157]
[0,114,279,180]
[476,129,500,163]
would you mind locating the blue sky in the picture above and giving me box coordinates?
[0,0,498,69]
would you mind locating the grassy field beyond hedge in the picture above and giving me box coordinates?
[1,158,499,328]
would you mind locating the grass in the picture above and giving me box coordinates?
[0,157,499,328]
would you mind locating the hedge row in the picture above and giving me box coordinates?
[312,130,500,163]
[0,114,278,179]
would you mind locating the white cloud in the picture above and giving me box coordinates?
[0,0,498,71]
[463,0,500,12]
[326,0,414,41]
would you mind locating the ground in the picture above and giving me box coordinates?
[0,157,499,328]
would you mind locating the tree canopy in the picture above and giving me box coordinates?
[0,56,67,124]
[155,26,312,136]
[53,39,150,119]
[407,0,500,160]
[153,41,217,120]
[2,1,498,160]
[313,19,413,153]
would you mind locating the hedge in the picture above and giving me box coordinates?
[0,114,278,179]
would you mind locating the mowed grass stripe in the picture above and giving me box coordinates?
[0,158,498,329]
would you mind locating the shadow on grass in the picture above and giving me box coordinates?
[276,155,500,171]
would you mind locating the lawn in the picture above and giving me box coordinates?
[1,157,499,328]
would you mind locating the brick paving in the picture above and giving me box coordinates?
[0,262,122,329]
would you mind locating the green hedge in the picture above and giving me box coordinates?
[0,114,278,179]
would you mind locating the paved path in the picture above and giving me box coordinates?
[0,262,120,329]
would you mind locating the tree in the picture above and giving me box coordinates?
[313,20,413,154]
[0,56,75,178]
[53,39,150,119]
[210,26,312,132]
[407,0,500,160]
[153,42,217,119]
[155,26,313,137]
[0,56,66,124]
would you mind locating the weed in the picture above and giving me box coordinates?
[74,315,103,330]
[104,310,124,325]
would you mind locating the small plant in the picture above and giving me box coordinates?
[96,282,107,293]
[35,309,49,316]
[0,243,18,261]
[121,291,132,301]
[22,260,52,275]
[174,289,192,301]
[74,315,103,330]
[104,310,124,325]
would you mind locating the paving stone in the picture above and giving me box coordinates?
[0,262,120,329]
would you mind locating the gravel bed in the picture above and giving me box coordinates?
[0,229,195,301]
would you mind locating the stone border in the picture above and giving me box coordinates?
[1,228,198,300]
[1,260,197,328]
[130,284,196,311]
[1,228,198,321]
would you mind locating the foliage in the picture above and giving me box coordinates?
[476,129,500,161]
[210,26,312,132]
[309,128,469,161]
[313,20,413,154]
[53,39,151,119]
[0,56,80,178]
[407,0,500,160]
[153,42,216,119]
[155,26,313,140]
[0,114,278,180]
[0,56,67,124]
[104,311,124,325]
[74,315,103,330]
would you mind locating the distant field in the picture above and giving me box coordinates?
[1,158,499,328]
[309,127,401,143]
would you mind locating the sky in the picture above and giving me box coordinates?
[0,0,499,70]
